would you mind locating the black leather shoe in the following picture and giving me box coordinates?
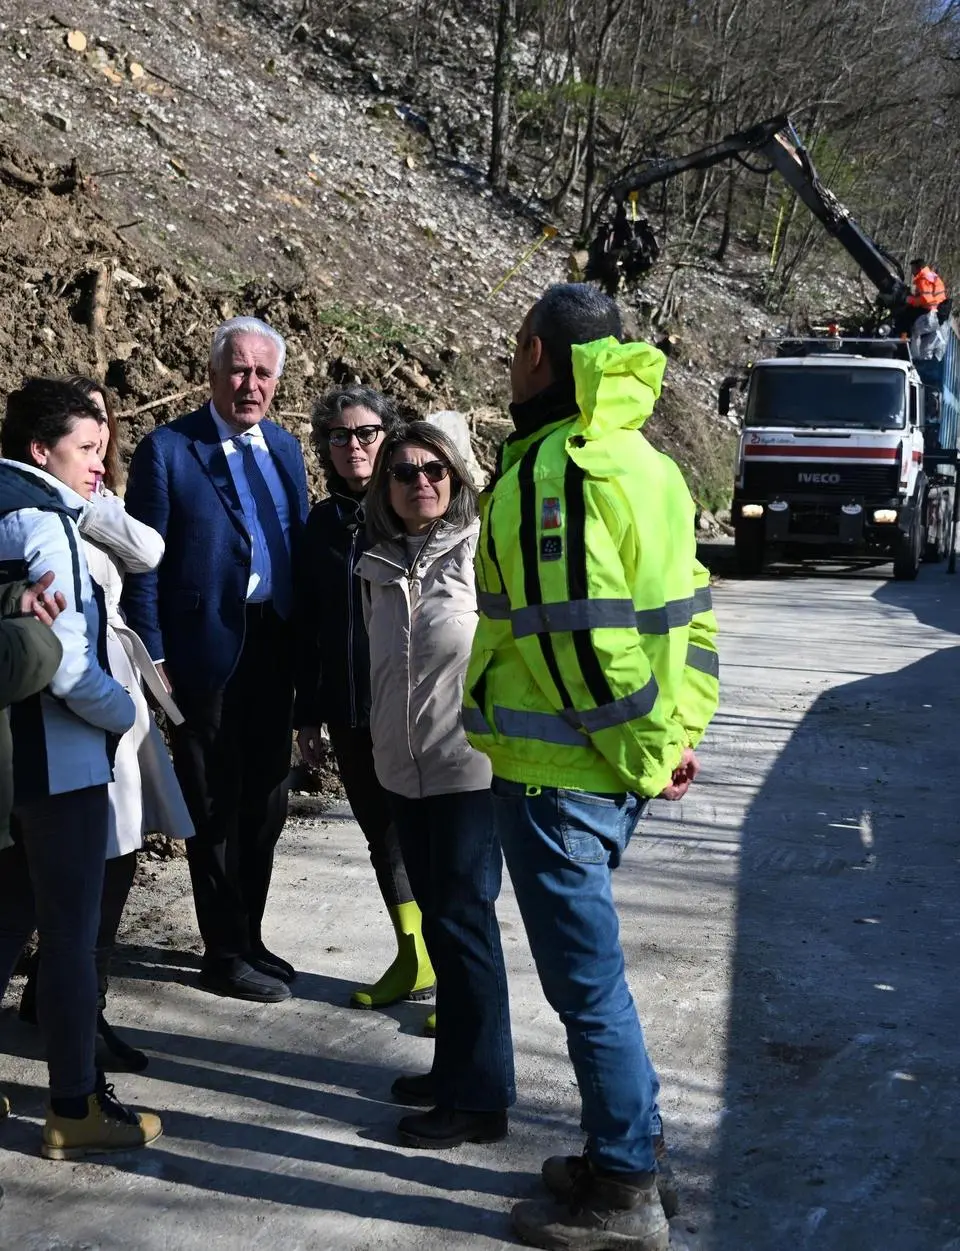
[391,1072,436,1106]
[249,943,296,984]
[96,1013,149,1072]
[199,957,291,1003]
[397,1106,508,1149]
[18,953,38,1025]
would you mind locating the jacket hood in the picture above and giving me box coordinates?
[0,460,85,518]
[571,337,666,439]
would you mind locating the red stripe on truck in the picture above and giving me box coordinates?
[743,445,898,460]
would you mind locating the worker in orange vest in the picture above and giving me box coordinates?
[907,257,947,360]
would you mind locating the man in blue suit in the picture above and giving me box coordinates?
[123,317,309,1002]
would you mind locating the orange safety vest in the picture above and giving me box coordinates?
[908,266,946,309]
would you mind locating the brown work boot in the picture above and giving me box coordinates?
[42,1079,162,1160]
[514,1166,669,1251]
[541,1134,679,1219]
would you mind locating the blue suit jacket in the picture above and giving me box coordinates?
[122,404,310,694]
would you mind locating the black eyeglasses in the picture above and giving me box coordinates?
[389,461,450,485]
[327,425,383,447]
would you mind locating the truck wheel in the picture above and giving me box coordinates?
[735,523,765,577]
[893,510,922,581]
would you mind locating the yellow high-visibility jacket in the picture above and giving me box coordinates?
[463,336,719,798]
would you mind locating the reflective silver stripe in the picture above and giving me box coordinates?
[635,596,692,634]
[484,588,715,636]
[634,587,713,635]
[477,592,511,620]
[494,705,586,747]
[511,598,638,639]
[686,643,719,678]
[692,585,713,614]
[577,677,660,733]
[462,706,493,734]
[476,680,660,746]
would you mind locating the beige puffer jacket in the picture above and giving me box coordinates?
[357,518,492,799]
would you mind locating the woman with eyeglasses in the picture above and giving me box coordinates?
[294,388,435,1014]
[358,421,514,1150]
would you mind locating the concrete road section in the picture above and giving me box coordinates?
[1,563,959,1249]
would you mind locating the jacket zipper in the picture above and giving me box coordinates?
[346,514,359,728]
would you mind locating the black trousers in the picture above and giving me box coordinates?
[0,786,109,1099]
[171,605,294,962]
[389,789,515,1112]
[328,723,413,909]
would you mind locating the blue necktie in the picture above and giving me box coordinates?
[234,435,292,620]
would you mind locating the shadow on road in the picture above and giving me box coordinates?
[712,571,960,1249]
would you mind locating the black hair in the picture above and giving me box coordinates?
[528,283,623,390]
[66,375,121,489]
[310,385,401,492]
[2,377,105,464]
[909,257,926,271]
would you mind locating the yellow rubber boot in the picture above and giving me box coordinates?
[350,901,435,1008]
[42,1083,162,1160]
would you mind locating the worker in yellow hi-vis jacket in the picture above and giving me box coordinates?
[464,283,719,1251]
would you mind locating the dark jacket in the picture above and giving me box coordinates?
[0,580,64,847]
[294,487,372,730]
[122,404,310,694]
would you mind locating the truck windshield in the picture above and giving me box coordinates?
[746,366,906,430]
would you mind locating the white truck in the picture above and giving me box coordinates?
[723,332,958,579]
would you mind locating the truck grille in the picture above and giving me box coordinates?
[742,461,898,496]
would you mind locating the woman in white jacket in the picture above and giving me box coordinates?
[0,378,161,1161]
[358,422,514,1151]
[18,378,194,1071]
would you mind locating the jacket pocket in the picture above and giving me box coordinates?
[556,789,629,865]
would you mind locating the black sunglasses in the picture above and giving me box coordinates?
[327,424,383,447]
[389,461,450,485]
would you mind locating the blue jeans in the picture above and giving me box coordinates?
[492,778,661,1173]
[388,788,515,1112]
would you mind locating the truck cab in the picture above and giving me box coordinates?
[726,335,956,578]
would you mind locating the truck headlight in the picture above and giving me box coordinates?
[872,509,898,524]
[741,503,764,519]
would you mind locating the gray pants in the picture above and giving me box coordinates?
[910,310,944,361]
[0,785,108,1099]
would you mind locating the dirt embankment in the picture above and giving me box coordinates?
[1,142,513,496]
[0,1,771,505]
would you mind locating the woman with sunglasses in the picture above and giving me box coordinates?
[295,388,435,1013]
[358,421,514,1149]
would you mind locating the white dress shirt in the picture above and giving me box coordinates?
[210,404,292,603]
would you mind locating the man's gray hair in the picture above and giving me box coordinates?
[210,317,287,377]
[529,283,622,388]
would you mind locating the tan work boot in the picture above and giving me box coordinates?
[42,1081,162,1160]
[541,1134,679,1219]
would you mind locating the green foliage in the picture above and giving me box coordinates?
[312,302,424,353]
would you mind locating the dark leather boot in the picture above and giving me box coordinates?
[95,948,148,1072]
[513,1164,670,1251]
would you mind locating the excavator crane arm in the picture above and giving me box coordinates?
[588,115,909,310]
